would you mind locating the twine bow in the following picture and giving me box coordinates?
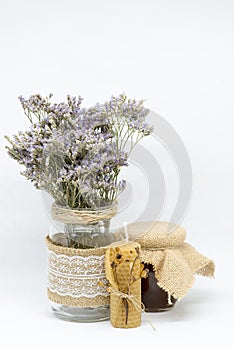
[108,286,156,331]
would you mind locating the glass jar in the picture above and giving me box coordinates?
[141,264,177,312]
[47,204,117,322]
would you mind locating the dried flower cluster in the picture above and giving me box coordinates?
[5,93,152,208]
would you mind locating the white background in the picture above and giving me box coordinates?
[0,0,234,349]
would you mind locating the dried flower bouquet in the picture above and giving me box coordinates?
[6,93,152,209]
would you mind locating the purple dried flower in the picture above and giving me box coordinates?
[5,93,152,208]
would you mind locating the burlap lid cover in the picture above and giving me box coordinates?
[118,221,215,300]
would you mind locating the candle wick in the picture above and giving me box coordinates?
[124,222,128,242]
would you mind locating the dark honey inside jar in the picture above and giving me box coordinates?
[141,264,177,312]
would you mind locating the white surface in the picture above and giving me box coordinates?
[0,0,234,349]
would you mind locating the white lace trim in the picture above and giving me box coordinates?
[47,250,109,298]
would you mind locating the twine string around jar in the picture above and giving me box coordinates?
[51,202,118,225]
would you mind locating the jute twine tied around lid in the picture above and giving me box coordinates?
[117,221,215,300]
[51,201,118,225]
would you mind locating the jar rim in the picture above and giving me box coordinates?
[53,201,117,212]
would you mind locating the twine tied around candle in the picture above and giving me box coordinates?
[107,286,156,331]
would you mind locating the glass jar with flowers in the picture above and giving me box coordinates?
[5,93,153,322]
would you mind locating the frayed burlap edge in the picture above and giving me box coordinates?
[140,243,215,300]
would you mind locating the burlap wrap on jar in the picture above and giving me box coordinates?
[46,236,110,308]
[46,202,118,309]
[117,221,215,300]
